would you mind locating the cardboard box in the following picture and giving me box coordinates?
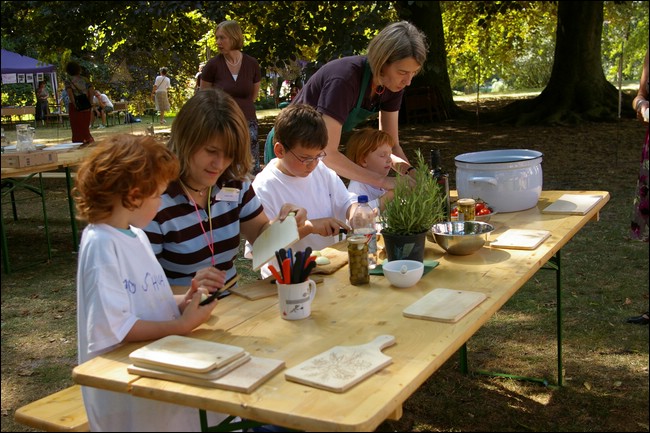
[1,150,59,168]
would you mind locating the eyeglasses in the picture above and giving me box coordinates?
[286,147,327,165]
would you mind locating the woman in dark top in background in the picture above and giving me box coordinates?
[201,20,262,174]
[263,21,428,190]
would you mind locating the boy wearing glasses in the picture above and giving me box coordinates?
[250,104,357,277]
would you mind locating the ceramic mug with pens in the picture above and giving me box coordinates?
[277,279,317,320]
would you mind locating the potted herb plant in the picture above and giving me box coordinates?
[380,150,446,262]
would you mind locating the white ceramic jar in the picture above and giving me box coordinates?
[455,149,543,213]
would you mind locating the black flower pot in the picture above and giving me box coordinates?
[381,231,427,262]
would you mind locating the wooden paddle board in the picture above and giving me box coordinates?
[403,288,487,323]
[252,214,299,271]
[129,335,246,373]
[310,243,349,275]
[230,275,324,300]
[284,335,396,393]
[128,356,285,393]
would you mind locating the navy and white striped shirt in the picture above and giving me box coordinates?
[145,179,264,287]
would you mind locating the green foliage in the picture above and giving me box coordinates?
[0,84,36,106]
[442,1,557,92]
[1,1,647,114]
[602,1,649,83]
[381,151,445,236]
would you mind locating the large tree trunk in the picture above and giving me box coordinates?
[498,0,633,125]
[394,1,461,118]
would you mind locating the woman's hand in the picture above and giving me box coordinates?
[191,267,227,293]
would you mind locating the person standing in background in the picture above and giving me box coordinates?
[64,61,94,145]
[626,49,649,326]
[35,80,50,125]
[58,86,70,113]
[201,20,262,174]
[630,48,649,242]
[194,62,204,94]
[152,67,171,124]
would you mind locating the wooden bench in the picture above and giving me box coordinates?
[144,106,159,123]
[14,385,89,432]
[107,101,129,126]
[1,106,36,128]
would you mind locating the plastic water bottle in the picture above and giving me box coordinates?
[351,195,378,269]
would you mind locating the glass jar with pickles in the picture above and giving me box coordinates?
[347,235,369,285]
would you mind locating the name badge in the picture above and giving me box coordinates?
[215,187,240,202]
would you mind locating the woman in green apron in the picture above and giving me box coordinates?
[263,21,428,191]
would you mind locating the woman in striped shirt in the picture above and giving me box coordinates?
[144,89,307,293]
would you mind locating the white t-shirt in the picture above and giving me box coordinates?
[154,75,171,91]
[250,159,357,277]
[347,180,385,211]
[92,93,113,109]
[77,224,227,431]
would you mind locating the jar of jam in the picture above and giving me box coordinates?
[347,235,369,285]
[457,198,476,222]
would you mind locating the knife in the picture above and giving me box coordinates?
[199,274,240,306]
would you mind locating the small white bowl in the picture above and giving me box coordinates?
[382,260,424,288]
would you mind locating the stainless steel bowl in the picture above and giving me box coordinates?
[431,221,495,255]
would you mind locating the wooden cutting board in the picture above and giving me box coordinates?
[252,214,299,270]
[230,275,324,300]
[542,194,603,215]
[403,288,487,323]
[284,335,396,393]
[490,229,551,250]
[129,335,246,373]
[128,356,285,393]
[133,353,251,380]
[311,243,349,275]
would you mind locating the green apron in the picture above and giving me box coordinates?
[264,61,379,164]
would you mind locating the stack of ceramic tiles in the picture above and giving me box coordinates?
[127,335,284,393]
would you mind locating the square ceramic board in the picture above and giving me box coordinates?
[133,353,251,380]
[128,356,285,393]
[129,335,246,373]
[542,194,603,215]
[490,229,551,250]
[403,288,487,323]
[252,214,299,271]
